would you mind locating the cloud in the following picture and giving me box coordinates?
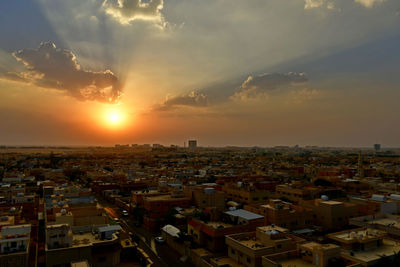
[304,0,336,10]
[354,0,385,8]
[155,91,208,111]
[1,42,121,103]
[232,72,308,100]
[103,0,164,24]
[304,0,386,10]
[288,88,322,104]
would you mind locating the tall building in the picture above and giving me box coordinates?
[188,140,197,149]
[374,144,381,151]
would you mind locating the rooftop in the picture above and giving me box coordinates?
[329,228,385,243]
[343,239,400,263]
[275,258,314,267]
[225,209,264,220]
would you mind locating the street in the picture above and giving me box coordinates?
[98,198,190,267]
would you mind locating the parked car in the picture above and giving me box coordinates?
[122,210,129,216]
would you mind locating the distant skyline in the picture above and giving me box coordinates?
[1,0,400,147]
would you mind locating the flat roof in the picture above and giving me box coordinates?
[275,258,314,267]
[225,209,264,220]
[342,239,400,263]
[98,225,122,232]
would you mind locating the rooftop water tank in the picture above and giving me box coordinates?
[321,195,329,201]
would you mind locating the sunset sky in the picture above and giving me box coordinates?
[1,0,399,147]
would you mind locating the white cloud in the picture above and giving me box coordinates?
[304,0,337,10]
[304,0,324,9]
[1,42,122,103]
[155,91,209,111]
[232,72,308,100]
[305,0,386,10]
[354,0,386,8]
[103,0,164,24]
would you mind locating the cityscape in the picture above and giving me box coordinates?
[0,143,399,267]
[1,0,400,267]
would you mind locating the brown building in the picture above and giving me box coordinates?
[143,193,191,229]
[245,199,314,230]
[188,209,265,252]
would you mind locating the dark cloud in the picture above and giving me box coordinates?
[103,0,164,24]
[232,72,308,100]
[155,91,208,111]
[1,42,121,103]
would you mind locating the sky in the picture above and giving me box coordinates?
[0,0,399,147]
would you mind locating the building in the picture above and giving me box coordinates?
[188,209,265,252]
[45,224,122,267]
[374,144,381,151]
[184,186,225,211]
[188,140,198,149]
[142,193,191,229]
[349,213,400,238]
[245,199,314,230]
[222,183,272,205]
[275,184,321,203]
[327,227,400,266]
[262,242,354,267]
[300,199,357,231]
[0,224,31,267]
[225,225,305,267]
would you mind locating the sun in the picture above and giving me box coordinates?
[108,111,122,124]
[104,109,126,129]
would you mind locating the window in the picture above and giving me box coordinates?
[277,244,282,249]
[10,242,17,248]
[247,257,251,263]
[231,248,235,254]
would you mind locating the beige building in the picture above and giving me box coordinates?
[184,186,225,211]
[222,184,271,205]
[245,199,314,230]
[262,242,353,267]
[0,224,31,267]
[328,227,400,266]
[301,199,357,231]
[45,224,122,267]
[225,225,305,267]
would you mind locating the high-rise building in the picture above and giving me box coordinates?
[374,144,381,151]
[188,140,197,149]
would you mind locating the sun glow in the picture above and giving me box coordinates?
[104,108,126,129]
